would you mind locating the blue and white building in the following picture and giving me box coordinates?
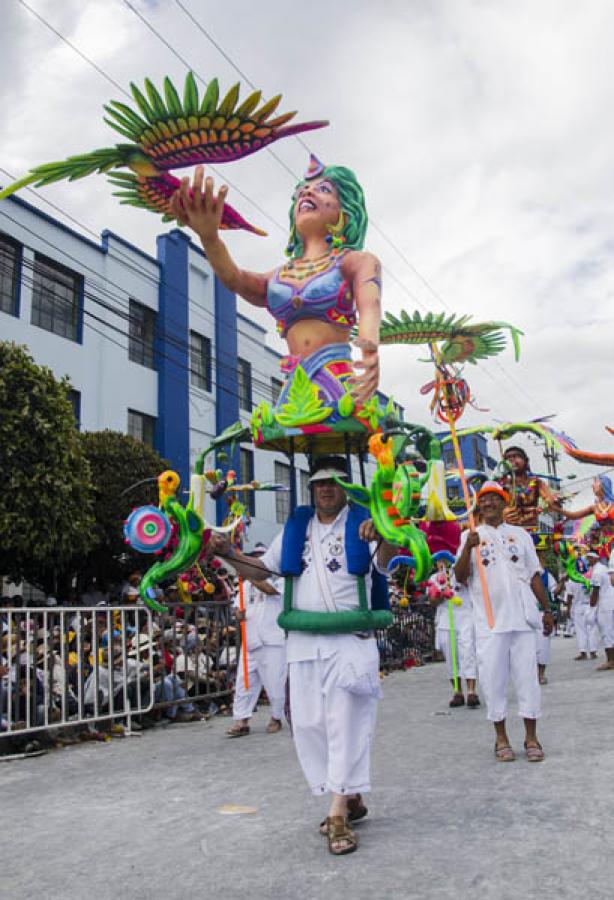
[0,195,390,547]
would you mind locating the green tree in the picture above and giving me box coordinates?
[78,430,169,589]
[0,341,94,595]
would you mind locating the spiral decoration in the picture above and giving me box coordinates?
[124,505,172,554]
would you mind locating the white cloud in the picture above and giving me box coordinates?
[1,0,613,504]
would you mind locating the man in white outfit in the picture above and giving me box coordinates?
[208,456,398,856]
[227,544,287,738]
[454,482,553,762]
[567,575,598,660]
[589,549,614,671]
[428,562,479,708]
[535,554,557,685]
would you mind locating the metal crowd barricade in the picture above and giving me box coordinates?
[376,601,436,670]
[0,607,154,739]
[151,599,238,714]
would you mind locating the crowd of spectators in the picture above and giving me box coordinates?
[1,571,240,754]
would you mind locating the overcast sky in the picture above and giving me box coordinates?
[2,0,613,505]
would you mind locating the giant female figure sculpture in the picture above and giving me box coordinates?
[169,156,382,431]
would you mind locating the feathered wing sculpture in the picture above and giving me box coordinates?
[377,310,523,365]
[439,419,614,469]
[0,72,328,235]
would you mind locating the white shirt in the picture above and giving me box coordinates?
[233,579,284,651]
[566,578,589,604]
[590,561,614,612]
[456,522,541,635]
[261,505,383,664]
[430,571,472,631]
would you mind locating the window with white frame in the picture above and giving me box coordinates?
[237,357,252,411]
[190,331,212,391]
[128,409,156,447]
[0,233,20,317]
[240,447,255,516]
[274,461,291,523]
[31,253,81,341]
[129,299,156,369]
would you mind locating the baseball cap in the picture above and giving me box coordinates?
[476,481,510,504]
[309,455,349,483]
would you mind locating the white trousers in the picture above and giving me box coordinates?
[574,604,599,653]
[597,607,614,649]
[233,644,287,721]
[288,639,380,796]
[535,631,551,666]
[476,631,541,722]
[436,622,477,681]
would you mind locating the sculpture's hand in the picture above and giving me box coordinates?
[350,338,380,407]
[169,164,228,244]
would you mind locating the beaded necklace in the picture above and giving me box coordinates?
[281,246,348,281]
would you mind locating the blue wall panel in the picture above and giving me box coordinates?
[214,278,240,524]
[155,230,191,488]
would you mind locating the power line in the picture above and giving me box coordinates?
[14,0,538,419]
[0,205,286,391]
[169,0,541,415]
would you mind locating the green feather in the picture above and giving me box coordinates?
[144,78,168,119]
[163,76,183,117]
[130,83,158,124]
[200,78,219,115]
[182,72,199,117]
[219,82,240,116]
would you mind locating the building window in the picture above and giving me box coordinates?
[299,470,311,506]
[31,253,81,342]
[237,357,252,411]
[0,234,20,317]
[129,299,156,369]
[472,437,485,472]
[67,389,81,430]
[128,409,156,447]
[190,331,212,391]
[240,448,255,516]
[271,377,283,405]
[275,461,291,524]
[443,446,456,468]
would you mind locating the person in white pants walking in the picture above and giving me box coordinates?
[227,544,287,737]
[454,482,554,763]
[567,577,598,660]
[588,550,614,671]
[428,562,479,708]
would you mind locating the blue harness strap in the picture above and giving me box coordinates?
[279,504,390,613]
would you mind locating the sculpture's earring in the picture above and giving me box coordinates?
[285,223,297,260]
[326,210,346,252]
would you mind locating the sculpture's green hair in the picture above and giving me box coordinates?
[287,165,368,257]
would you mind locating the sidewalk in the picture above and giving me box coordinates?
[1,637,612,900]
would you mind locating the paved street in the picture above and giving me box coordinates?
[1,636,613,900]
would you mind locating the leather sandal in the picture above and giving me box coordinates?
[265,719,282,734]
[524,741,545,762]
[226,724,250,738]
[320,794,368,834]
[494,744,516,762]
[325,816,358,855]
[466,693,481,708]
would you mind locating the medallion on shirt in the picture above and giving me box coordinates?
[325,534,344,573]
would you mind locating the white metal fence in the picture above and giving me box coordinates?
[0,607,155,737]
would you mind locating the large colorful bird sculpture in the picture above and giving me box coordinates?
[377,310,523,365]
[0,72,328,235]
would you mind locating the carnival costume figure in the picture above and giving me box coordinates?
[207,456,399,856]
[498,446,562,532]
